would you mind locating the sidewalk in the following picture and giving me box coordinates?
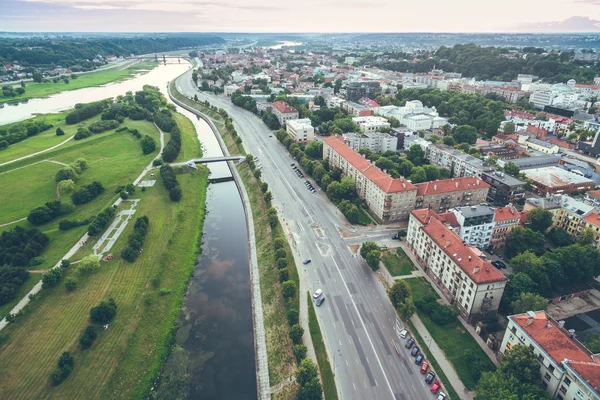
[410,315,474,400]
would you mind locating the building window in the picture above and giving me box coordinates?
[549,365,555,373]
[544,372,551,381]
[577,389,584,398]
[559,386,567,395]
[564,377,571,386]
[541,381,548,388]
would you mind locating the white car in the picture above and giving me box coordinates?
[437,393,446,400]
[313,289,323,299]
[399,328,408,339]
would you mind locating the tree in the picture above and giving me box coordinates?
[78,255,101,275]
[510,292,549,314]
[577,227,596,245]
[32,72,43,83]
[50,352,74,386]
[42,268,62,289]
[504,121,516,134]
[548,228,574,247]
[140,135,157,154]
[294,344,308,363]
[500,272,536,313]
[406,144,425,165]
[289,324,304,344]
[334,78,342,94]
[397,297,417,321]
[55,166,78,182]
[442,136,456,146]
[504,227,545,259]
[298,377,323,400]
[501,345,541,384]
[409,166,428,183]
[453,125,478,144]
[281,280,296,299]
[360,242,380,259]
[169,186,182,201]
[56,127,65,136]
[90,298,117,324]
[389,281,411,309]
[64,276,78,292]
[79,324,98,349]
[287,308,299,325]
[365,249,382,271]
[503,161,520,177]
[525,208,553,233]
[295,358,319,386]
[194,94,198,101]
[58,179,75,193]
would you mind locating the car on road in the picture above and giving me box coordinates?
[269,135,273,138]
[437,393,446,400]
[430,381,441,394]
[316,296,325,307]
[415,354,424,365]
[313,289,323,299]
[399,328,408,338]
[303,259,312,265]
[492,260,506,269]
[291,163,295,167]
[392,234,399,240]
[405,338,415,349]
[425,371,436,384]
[411,346,420,357]
[420,360,429,373]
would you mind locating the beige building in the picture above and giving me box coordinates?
[406,209,507,322]
[414,177,490,213]
[286,118,314,143]
[323,136,417,222]
[499,311,600,400]
[490,204,521,248]
[272,100,299,125]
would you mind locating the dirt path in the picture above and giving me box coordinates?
[0,137,74,168]
[0,217,26,227]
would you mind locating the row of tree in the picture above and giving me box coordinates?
[121,216,149,262]
[27,200,71,226]
[88,206,116,236]
[159,164,182,202]
[71,181,104,205]
[0,117,53,149]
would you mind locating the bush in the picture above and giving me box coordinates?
[55,166,78,182]
[273,237,286,250]
[415,295,459,325]
[160,165,182,202]
[65,100,107,124]
[281,280,297,299]
[60,259,70,269]
[79,324,98,349]
[276,258,287,269]
[0,267,30,306]
[169,186,182,201]
[294,344,308,363]
[275,249,287,259]
[49,352,74,386]
[64,276,78,292]
[73,126,91,140]
[71,181,104,205]
[77,255,101,275]
[289,324,304,344]
[88,119,120,134]
[27,200,65,225]
[141,135,157,154]
[90,298,117,324]
[121,216,149,262]
[278,268,289,282]
[88,207,116,236]
[42,268,62,289]
[59,218,91,230]
[287,308,299,325]
[152,158,163,166]
[161,121,182,162]
[56,127,65,136]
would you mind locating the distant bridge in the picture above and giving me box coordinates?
[171,156,245,167]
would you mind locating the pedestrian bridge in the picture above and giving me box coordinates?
[171,156,245,167]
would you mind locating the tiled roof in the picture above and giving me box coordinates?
[587,189,600,199]
[415,177,489,197]
[566,359,600,394]
[511,311,593,366]
[272,100,297,114]
[323,136,416,193]
[583,212,600,228]
[412,210,506,284]
[494,205,520,222]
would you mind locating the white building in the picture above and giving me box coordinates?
[224,84,240,96]
[499,311,600,400]
[406,209,507,322]
[342,131,398,154]
[352,116,391,133]
[286,118,314,142]
[450,205,496,249]
[377,100,448,130]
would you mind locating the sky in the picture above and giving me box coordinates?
[2,0,600,32]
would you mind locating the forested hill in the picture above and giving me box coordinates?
[367,44,600,83]
[0,36,225,67]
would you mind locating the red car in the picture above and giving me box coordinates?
[430,381,441,394]
[420,360,429,374]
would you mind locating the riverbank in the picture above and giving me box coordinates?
[0,61,157,104]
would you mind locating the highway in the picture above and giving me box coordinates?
[176,68,434,400]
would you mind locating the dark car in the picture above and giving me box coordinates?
[303,259,312,265]
[411,346,420,357]
[415,354,424,365]
[316,296,325,307]
[425,371,436,384]
[492,261,506,269]
[405,338,415,349]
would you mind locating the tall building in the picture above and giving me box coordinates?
[342,131,398,154]
[450,205,496,249]
[407,209,507,322]
[346,81,381,101]
[286,118,314,143]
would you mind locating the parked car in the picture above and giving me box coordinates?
[437,393,446,400]
[492,260,506,269]
[313,289,323,299]
[399,329,408,339]
[316,296,325,306]
[405,338,415,349]
[430,381,441,394]
[303,259,312,265]
[291,163,295,167]
[411,346,420,357]
[415,354,424,365]
[392,234,399,240]
[425,371,436,384]
[420,360,429,373]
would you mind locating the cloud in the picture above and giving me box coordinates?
[514,16,600,31]
[573,0,600,4]
[22,0,284,11]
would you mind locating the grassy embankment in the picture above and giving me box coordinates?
[307,294,338,400]
[174,90,303,386]
[0,109,209,399]
[381,248,415,276]
[405,277,494,391]
[0,61,157,104]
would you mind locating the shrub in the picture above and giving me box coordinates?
[275,249,287,259]
[60,259,70,269]
[27,200,65,225]
[71,181,104,205]
[49,352,74,386]
[64,276,78,292]
[141,135,157,154]
[273,237,286,250]
[415,295,459,325]
[276,258,288,269]
[88,119,120,134]
[90,298,117,324]
[59,218,91,230]
[169,186,182,201]
[152,158,163,166]
[79,325,98,349]
[42,268,62,289]
[294,344,308,363]
[121,216,149,262]
[281,280,297,299]
[278,268,289,282]
[0,267,30,306]
[77,255,101,275]
[65,100,107,124]
[74,126,91,140]
[55,166,78,182]
[159,288,172,296]
[88,207,116,236]
[161,122,182,162]
[56,127,65,136]
[289,324,304,344]
[287,309,299,325]
[261,182,268,193]
[120,191,129,200]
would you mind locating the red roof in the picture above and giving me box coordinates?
[583,212,600,228]
[359,97,380,108]
[415,177,489,197]
[587,189,600,199]
[411,209,506,284]
[505,109,536,120]
[324,136,416,193]
[494,205,520,222]
[512,311,593,366]
[526,124,548,137]
[272,100,297,114]
[567,359,600,394]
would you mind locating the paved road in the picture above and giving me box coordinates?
[177,71,433,400]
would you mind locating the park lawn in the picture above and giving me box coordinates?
[172,112,203,163]
[307,294,338,400]
[0,62,158,104]
[382,248,415,277]
[0,167,209,400]
[356,206,372,226]
[405,278,494,390]
[0,275,41,319]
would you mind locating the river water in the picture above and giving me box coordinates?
[0,61,257,399]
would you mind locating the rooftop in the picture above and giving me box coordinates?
[523,166,595,188]
[494,204,520,222]
[586,189,600,199]
[510,154,562,168]
[411,209,506,284]
[565,360,600,395]
[453,204,495,218]
[415,177,489,197]
[324,136,417,194]
[286,118,313,129]
[272,100,298,114]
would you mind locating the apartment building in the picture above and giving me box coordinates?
[414,177,490,213]
[490,204,521,248]
[272,100,299,125]
[518,136,560,154]
[352,116,391,133]
[499,311,600,400]
[427,144,495,178]
[407,209,507,322]
[286,118,315,143]
[342,131,398,154]
[450,205,496,249]
[552,196,600,246]
[323,136,417,222]
[481,171,526,205]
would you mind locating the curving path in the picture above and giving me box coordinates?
[0,136,74,168]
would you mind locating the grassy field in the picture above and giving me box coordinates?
[307,294,338,400]
[356,206,372,226]
[404,277,495,390]
[382,248,415,276]
[0,165,209,399]
[0,62,157,104]
[172,112,203,162]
